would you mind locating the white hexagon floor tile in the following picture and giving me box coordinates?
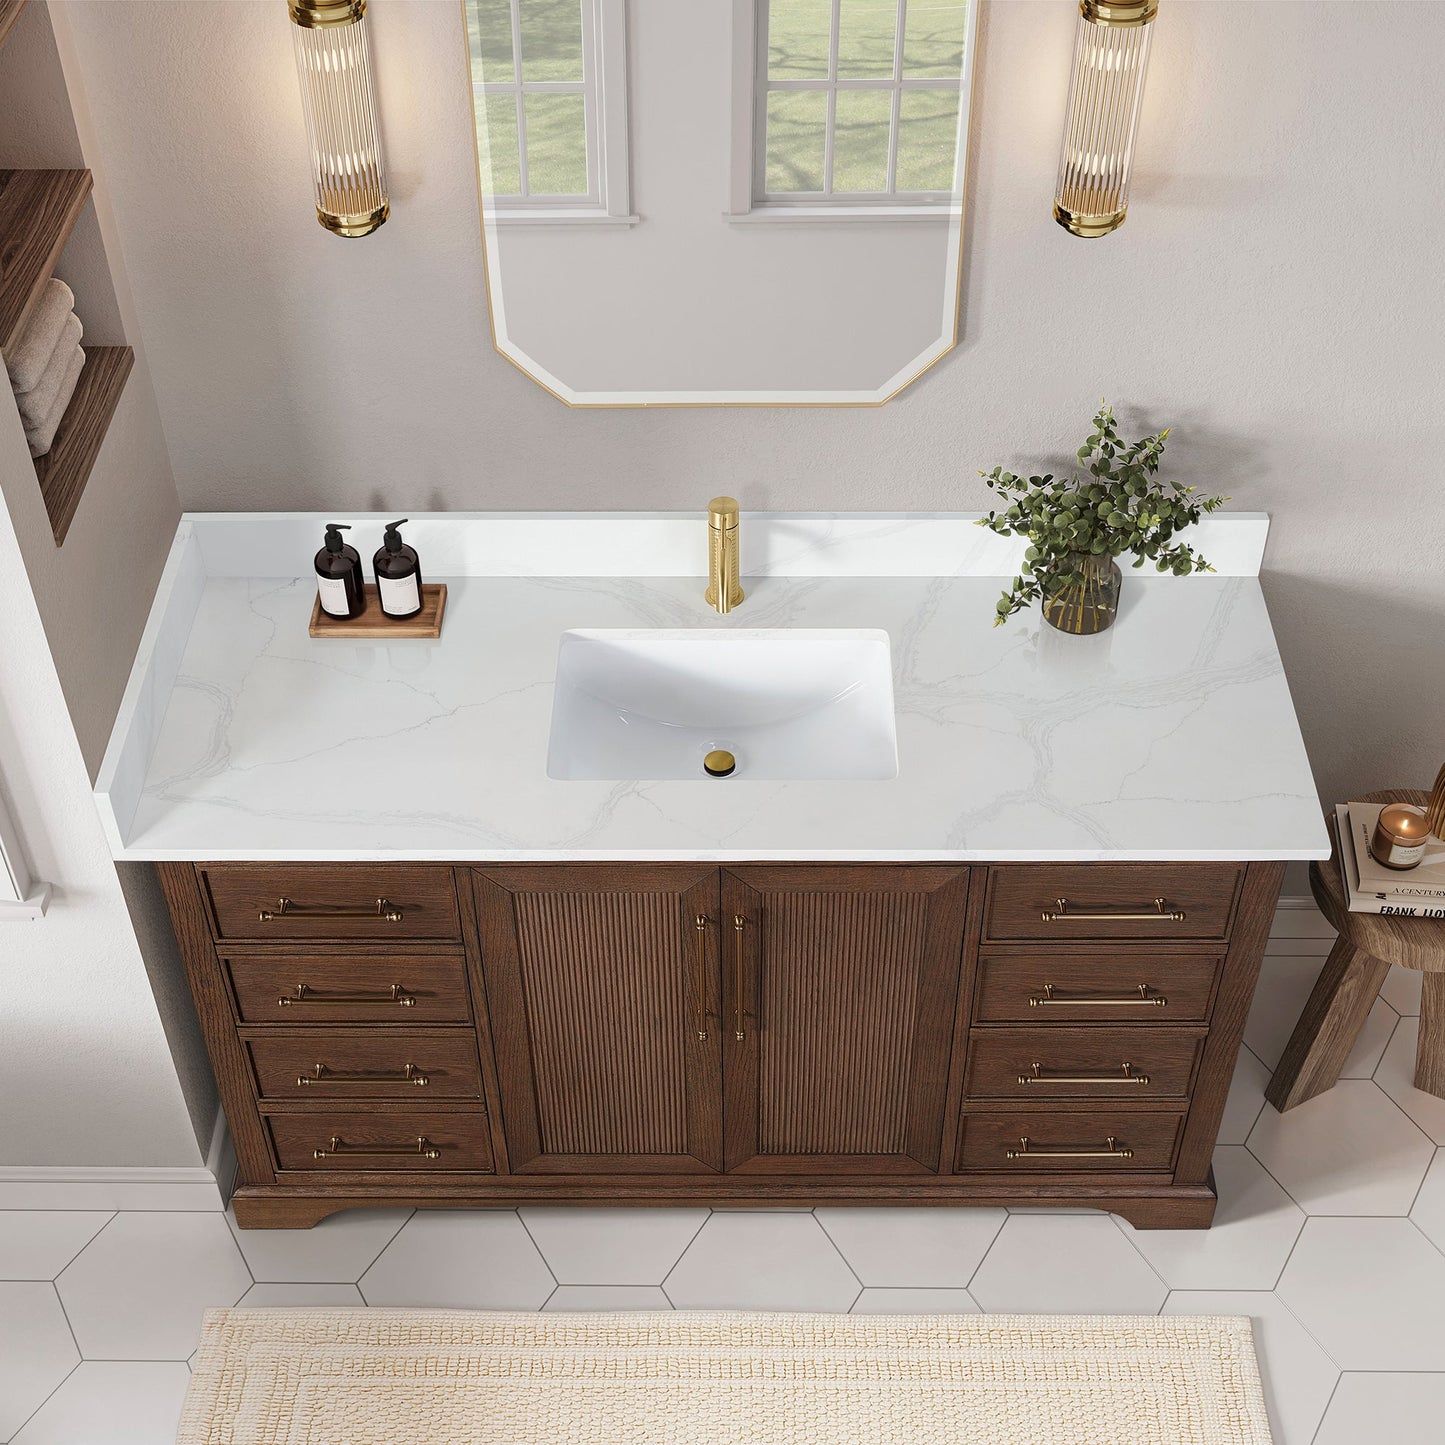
[1313,1371,1445,1445]
[968,1215,1167,1315]
[813,1208,1005,1289]
[9,1361,191,1445]
[519,1208,708,1284]
[0,1282,81,1441]
[1123,1147,1304,1290]
[56,1212,250,1360]
[238,1281,366,1307]
[663,1213,859,1312]
[1218,1046,1271,1146]
[1244,957,1396,1075]
[1246,1080,1434,1214]
[0,1211,112,1281]
[850,1288,980,1314]
[1407,1149,1445,1252]
[360,1211,553,1309]
[543,1286,672,1310]
[1374,1021,1445,1144]
[1277,1217,1445,1371]
[1380,964,1423,1017]
[226,1206,411,1282]
[1161,1290,1337,1445]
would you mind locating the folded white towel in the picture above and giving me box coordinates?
[15,312,83,428]
[5,278,77,392]
[25,345,85,460]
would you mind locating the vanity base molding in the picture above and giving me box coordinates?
[230,1180,1219,1233]
[157,858,1283,1233]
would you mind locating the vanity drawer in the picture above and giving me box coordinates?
[223,951,473,1024]
[962,1027,1205,1101]
[267,1110,494,1173]
[199,864,461,942]
[956,1110,1183,1173]
[245,1030,483,1101]
[984,864,1242,943]
[973,952,1223,1024]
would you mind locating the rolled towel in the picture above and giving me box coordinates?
[14,312,84,428]
[24,345,85,460]
[4,278,77,392]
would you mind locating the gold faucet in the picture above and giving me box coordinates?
[705,496,744,614]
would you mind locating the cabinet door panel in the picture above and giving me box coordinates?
[722,865,969,1174]
[472,865,722,1174]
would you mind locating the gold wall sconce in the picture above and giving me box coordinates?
[1053,0,1158,237]
[288,0,389,236]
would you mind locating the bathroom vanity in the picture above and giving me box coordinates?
[97,513,1329,1229]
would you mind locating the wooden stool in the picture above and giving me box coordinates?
[1267,788,1445,1111]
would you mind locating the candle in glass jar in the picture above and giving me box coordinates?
[1370,804,1430,870]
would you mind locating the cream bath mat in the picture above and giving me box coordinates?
[179,1308,1272,1444]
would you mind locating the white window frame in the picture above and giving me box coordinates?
[470,0,636,226]
[728,0,975,223]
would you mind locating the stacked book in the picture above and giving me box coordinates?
[1334,801,1445,917]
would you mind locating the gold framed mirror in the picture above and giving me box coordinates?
[464,0,978,406]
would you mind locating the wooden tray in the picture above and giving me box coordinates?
[309,583,447,639]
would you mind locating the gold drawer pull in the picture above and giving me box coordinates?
[1020,1061,1150,1086]
[299,1063,429,1087]
[1005,1135,1134,1160]
[260,896,403,922]
[694,915,709,1041]
[313,1135,442,1161]
[278,982,417,1008]
[1030,983,1167,1008]
[1041,897,1185,922]
[733,915,747,1042]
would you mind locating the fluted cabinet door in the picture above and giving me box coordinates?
[721,866,970,1175]
[471,865,723,1173]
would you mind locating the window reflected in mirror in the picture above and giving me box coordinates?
[464,1,976,405]
[759,1,969,206]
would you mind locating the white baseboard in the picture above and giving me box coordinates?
[0,1107,233,1211]
[0,896,1331,1210]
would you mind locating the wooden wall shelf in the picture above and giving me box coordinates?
[0,0,28,56]
[0,168,92,356]
[33,345,133,545]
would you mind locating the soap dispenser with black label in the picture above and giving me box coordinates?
[374,518,424,620]
[315,523,366,619]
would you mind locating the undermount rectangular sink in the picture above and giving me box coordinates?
[546,629,898,781]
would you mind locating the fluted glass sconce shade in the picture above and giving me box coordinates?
[288,0,389,237]
[1053,0,1157,237]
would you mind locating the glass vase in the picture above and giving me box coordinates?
[1042,552,1122,635]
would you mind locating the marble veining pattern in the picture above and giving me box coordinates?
[110,570,1326,860]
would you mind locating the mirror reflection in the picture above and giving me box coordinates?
[466,2,976,405]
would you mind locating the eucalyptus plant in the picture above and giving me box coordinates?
[978,402,1228,626]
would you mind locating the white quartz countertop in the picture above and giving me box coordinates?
[95,514,1329,862]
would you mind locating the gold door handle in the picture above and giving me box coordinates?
[259,896,404,922]
[1019,1061,1150,1086]
[1005,1135,1134,1160]
[313,1135,442,1160]
[298,1063,429,1087]
[1040,897,1185,922]
[733,915,747,1041]
[278,982,417,1008]
[1029,983,1167,1008]
[694,915,709,1041]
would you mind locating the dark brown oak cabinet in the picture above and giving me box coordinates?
[157,857,1284,1231]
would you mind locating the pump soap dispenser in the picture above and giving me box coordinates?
[315,523,366,619]
[374,519,424,620]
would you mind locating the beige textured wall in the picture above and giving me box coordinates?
[59,0,1445,806]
